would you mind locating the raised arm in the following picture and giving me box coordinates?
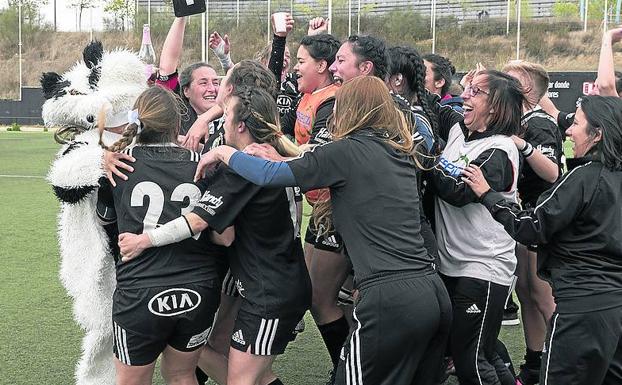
[159,17,187,76]
[209,31,234,73]
[268,12,294,82]
[595,27,622,97]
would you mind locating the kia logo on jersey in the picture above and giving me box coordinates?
[148,288,202,317]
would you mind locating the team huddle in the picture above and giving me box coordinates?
[42,12,622,385]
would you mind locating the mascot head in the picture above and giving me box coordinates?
[41,41,147,143]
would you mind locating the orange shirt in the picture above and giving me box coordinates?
[294,84,338,145]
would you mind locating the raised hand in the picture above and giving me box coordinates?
[308,17,329,35]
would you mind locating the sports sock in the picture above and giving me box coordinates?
[317,316,349,368]
[524,348,542,368]
[267,379,284,385]
[195,367,209,385]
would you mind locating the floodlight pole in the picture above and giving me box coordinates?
[584,0,589,32]
[516,0,521,59]
[348,0,352,36]
[267,0,271,43]
[201,13,206,62]
[617,0,621,24]
[603,0,609,31]
[237,0,240,28]
[210,0,212,62]
[357,0,361,34]
[19,0,23,101]
[90,8,93,41]
[328,0,332,34]
[506,0,511,35]
[431,0,437,53]
[148,0,151,25]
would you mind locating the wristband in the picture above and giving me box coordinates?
[212,40,226,57]
[218,55,234,70]
[146,216,193,247]
[156,70,177,82]
[521,141,535,158]
[211,40,233,69]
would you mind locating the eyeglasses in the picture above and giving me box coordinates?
[465,83,490,97]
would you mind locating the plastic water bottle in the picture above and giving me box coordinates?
[138,24,156,80]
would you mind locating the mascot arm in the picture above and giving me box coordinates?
[96,179,117,225]
[47,141,105,204]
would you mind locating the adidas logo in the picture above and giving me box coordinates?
[232,330,246,345]
[321,235,339,248]
[466,304,482,314]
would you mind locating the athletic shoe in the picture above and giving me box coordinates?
[516,363,540,385]
[337,287,354,306]
[445,357,456,375]
[294,318,305,334]
[325,369,336,385]
[438,357,454,383]
[502,309,520,326]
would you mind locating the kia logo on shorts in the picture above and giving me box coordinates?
[148,288,202,317]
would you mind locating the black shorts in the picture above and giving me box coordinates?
[112,282,220,366]
[304,221,345,253]
[230,307,304,356]
[221,269,240,297]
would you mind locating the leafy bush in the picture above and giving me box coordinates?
[552,1,580,18]
[7,122,21,131]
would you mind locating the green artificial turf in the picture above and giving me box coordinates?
[0,131,527,385]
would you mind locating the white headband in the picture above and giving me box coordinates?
[127,109,142,133]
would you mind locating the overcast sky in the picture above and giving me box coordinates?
[1,0,107,31]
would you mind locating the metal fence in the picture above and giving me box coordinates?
[136,0,558,19]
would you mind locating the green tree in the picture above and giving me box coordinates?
[104,0,135,31]
[7,0,46,26]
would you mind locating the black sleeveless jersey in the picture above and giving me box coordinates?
[107,144,227,289]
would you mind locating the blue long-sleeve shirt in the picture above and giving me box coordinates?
[228,151,296,187]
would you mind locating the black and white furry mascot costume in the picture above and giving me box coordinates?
[42,41,146,385]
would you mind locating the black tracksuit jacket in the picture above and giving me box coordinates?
[479,153,622,314]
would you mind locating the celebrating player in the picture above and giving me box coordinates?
[463,95,622,385]
[117,86,311,385]
[98,86,229,385]
[193,76,453,385]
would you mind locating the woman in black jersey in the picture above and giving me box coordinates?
[502,60,563,385]
[118,87,311,385]
[97,86,229,385]
[463,95,622,385]
[192,76,453,385]
[284,32,351,371]
[386,46,441,261]
[386,46,438,145]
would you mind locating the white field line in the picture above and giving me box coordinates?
[0,174,46,179]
